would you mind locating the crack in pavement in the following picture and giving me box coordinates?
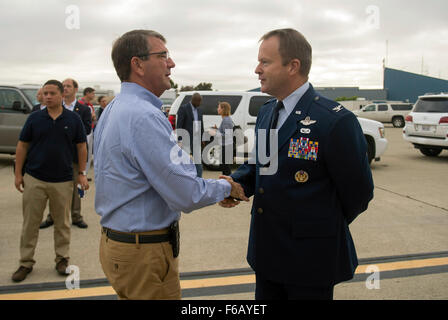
[376,185,448,213]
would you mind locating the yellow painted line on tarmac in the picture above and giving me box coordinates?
[354,257,448,274]
[1,257,447,300]
[0,275,256,300]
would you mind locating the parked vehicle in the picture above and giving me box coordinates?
[0,85,39,154]
[403,93,448,157]
[353,102,413,127]
[168,91,387,169]
[358,117,387,164]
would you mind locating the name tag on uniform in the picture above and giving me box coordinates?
[288,137,319,161]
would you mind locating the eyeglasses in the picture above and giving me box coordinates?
[136,51,170,60]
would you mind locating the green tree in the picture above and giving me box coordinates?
[194,82,213,91]
[335,96,358,101]
[170,79,178,90]
[180,85,195,92]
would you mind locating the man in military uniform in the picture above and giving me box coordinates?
[220,28,374,299]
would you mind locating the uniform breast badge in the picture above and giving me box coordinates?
[300,116,316,126]
[288,137,319,161]
[295,170,309,183]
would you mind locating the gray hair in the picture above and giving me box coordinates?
[111,30,166,82]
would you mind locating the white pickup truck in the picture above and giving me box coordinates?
[353,102,413,128]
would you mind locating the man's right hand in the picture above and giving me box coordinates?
[15,175,24,193]
[219,197,240,208]
[219,175,249,202]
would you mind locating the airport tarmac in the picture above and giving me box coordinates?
[0,125,447,300]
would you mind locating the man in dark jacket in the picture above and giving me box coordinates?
[176,93,204,177]
[220,28,374,300]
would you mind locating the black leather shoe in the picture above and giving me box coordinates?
[72,220,88,229]
[39,220,54,229]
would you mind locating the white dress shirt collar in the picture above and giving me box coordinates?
[63,98,77,111]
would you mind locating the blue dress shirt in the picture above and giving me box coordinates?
[94,82,231,232]
[275,81,310,130]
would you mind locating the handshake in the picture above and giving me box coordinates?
[218,175,249,208]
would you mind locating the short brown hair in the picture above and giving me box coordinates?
[83,87,95,95]
[260,28,312,77]
[219,102,231,116]
[111,30,166,82]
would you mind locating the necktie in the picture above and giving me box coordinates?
[270,100,284,129]
[267,100,284,158]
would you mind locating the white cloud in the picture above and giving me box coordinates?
[0,0,447,93]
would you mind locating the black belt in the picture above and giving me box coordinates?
[102,227,170,244]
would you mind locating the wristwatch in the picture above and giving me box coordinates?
[78,170,87,176]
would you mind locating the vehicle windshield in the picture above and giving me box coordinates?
[21,88,39,106]
[414,97,448,113]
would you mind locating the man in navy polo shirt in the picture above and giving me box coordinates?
[12,80,89,282]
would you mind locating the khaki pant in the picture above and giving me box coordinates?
[20,174,73,268]
[99,229,181,300]
[45,163,83,223]
[70,163,82,223]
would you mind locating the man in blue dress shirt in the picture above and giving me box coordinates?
[94,29,248,300]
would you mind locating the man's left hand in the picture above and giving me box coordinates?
[77,175,89,190]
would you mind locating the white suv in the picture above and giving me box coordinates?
[168,91,387,169]
[403,93,448,157]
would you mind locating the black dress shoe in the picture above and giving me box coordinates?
[39,220,54,229]
[72,220,88,229]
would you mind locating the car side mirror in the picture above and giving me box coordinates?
[12,100,29,113]
[12,101,22,111]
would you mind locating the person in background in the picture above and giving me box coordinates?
[78,87,96,175]
[31,88,45,112]
[96,95,109,122]
[210,102,234,176]
[12,79,88,282]
[176,93,204,177]
[40,78,91,229]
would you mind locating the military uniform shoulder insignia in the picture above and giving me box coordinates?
[332,105,344,112]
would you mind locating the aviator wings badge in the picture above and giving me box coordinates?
[300,116,317,126]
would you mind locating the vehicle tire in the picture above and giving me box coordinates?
[419,147,442,157]
[392,116,405,128]
[365,135,375,164]
[202,143,221,171]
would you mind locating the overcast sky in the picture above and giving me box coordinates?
[0,0,447,94]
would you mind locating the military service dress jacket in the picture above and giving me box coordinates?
[231,84,374,286]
